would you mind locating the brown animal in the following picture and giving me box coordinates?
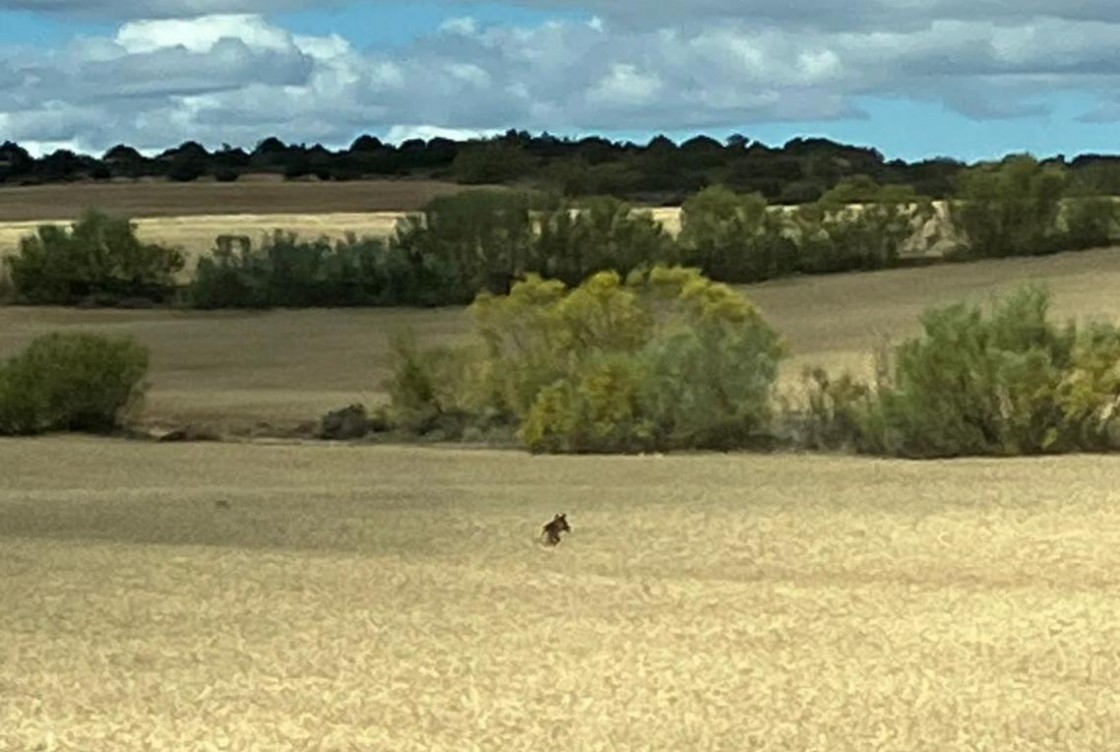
[540,513,571,546]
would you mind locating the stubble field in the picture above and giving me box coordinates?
[6,438,1120,750]
[5,179,1120,749]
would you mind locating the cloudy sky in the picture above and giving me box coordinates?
[1,1,1119,161]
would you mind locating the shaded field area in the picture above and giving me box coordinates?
[3,245,1120,432]
[0,177,480,221]
[4,437,1120,749]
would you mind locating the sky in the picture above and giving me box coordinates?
[2,1,1120,162]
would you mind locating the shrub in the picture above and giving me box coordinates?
[791,199,930,274]
[6,209,184,305]
[389,190,548,304]
[381,331,485,436]
[452,144,535,184]
[1061,196,1120,250]
[188,232,400,308]
[520,354,655,453]
[794,284,1120,458]
[677,186,798,283]
[821,175,923,205]
[317,403,372,440]
[388,266,787,453]
[948,155,1066,259]
[0,332,150,435]
[535,196,677,287]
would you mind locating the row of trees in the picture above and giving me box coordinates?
[7,131,1120,203]
[2,155,1118,309]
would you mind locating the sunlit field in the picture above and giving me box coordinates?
[5,209,1120,747]
[5,438,1120,749]
[0,213,407,282]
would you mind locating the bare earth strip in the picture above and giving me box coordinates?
[0,177,480,221]
[4,438,1120,749]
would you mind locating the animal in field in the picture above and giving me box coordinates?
[540,513,571,546]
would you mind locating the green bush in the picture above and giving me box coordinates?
[948,155,1066,259]
[1062,196,1120,250]
[188,232,408,308]
[677,186,797,283]
[6,209,184,305]
[389,190,550,304]
[535,196,676,286]
[794,284,1120,458]
[387,266,787,453]
[520,353,654,453]
[0,332,150,435]
[820,175,924,205]
[452,144,535,184]
[791,199,929,274]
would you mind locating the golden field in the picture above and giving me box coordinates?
[0,177,483,279]
[5,185,1120,748]
[0,212,406,282]
[5,437,1120,750]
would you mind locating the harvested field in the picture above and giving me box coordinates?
[0,188,960,281]
[0,176,482,221]
[2,244,1119,432]
[4,437,1120,750]
[0,212,407,281]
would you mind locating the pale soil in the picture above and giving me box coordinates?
[4,438,1120,750]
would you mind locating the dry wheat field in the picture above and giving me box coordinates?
[5,438,1120,750]
[5,213,1120,748]
[0,213,407,282]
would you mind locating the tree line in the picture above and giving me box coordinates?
[3,154,1116,310]
[5,130,1120,204]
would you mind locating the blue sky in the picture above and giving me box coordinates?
[2,0,1120,162]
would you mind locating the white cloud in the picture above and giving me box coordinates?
[385,124,504,143]
[4,6,1120,156]
[114,13,290,53]
[439,17,478,36]
[587,63,662,107]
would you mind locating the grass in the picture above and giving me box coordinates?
[5,437,1120,749]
